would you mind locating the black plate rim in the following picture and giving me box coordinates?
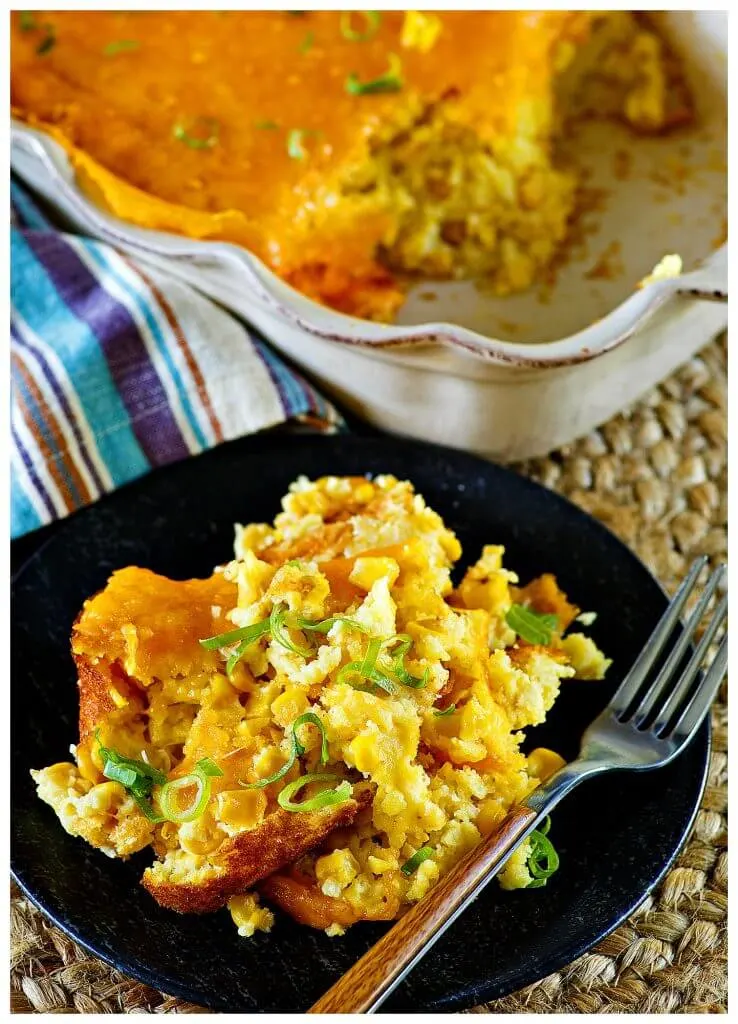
[10,433,712,1012]
[12,752,709,1013]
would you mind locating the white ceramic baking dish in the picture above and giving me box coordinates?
[11,11,727,461]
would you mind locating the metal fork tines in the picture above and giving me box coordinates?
[590,558,727,764]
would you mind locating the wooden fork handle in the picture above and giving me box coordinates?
[308,804,539,1013]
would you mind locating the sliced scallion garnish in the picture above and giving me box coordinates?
[525,819,559,888]
[200,619,271,677]
[240,711,329,789]
[296,613,370,636]
[103,39,139,56]
[337,633,426,694]
[19,11,37,30]
[298,30,314,54]
[239,750,296,791]
[287,128,320,160]
[195,757,224,779]
[506,604,558,646]
[292,711,330,765]
[388,634,429,689]
[364,666,400,695]
[433,703,456,717]
[201,609,368,675]
[96,731,166,822]
[345,53,402,96]
[340,11,381,43]
[158,758,224,824]
[401,845,434,876]
[36,25,56,55]
[277,773,352,812]
[200,621,271,651]
[255,119,279,130]
[102,761,139,789]
[270,603,313,658]
[172,116,220,150]
[337,636,383,688]
[226,639,250,676]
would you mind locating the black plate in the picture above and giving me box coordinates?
[12,435,708,1013]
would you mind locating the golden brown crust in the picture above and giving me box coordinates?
[75,654,117,743]
[142,796,365,914]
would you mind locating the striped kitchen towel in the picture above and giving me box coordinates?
[10,179,343,539]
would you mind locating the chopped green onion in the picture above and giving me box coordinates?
[204,610,369,676]
[255,119,279,130]
[506,604,558,646]
[337,659,366,686]
[96,731,166,822]
[345,53,402,96]
[159,775,205,823]
[277,773,352,812]
[401,845,434,876]
[525,821,559,888]
[103,762,138,789]
[538,815,552,836]
[200,621,270,651]
[433,703,456,717]
[292,711,330,764]
[172,116,220,150]
[200,619,271,675]
[132,793,165,822]
[338,633,426,694]
[340,11,381,42]
[287,128,320,161]
[241,711,328,789]
[388,635,429,689]
[359,636,382,676]
[296,614,370,636]
[337,636,382,687]
[227,639,250,677]
[239,750,296,791]
[19,12,37,30]
[96,734,166,789]
[270,604,313,658]
[195,757,224,779]
[103,40,139,56]
[298,30,314,54]
[364,666,399,695]
[36,26,56,55]
[158,758,223,823]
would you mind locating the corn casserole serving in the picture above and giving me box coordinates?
[11,11,691,320]
[32,475,611,938]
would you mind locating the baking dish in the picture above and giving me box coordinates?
[10,11,726,461]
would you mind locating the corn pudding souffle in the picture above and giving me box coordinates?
[32,475,611,937]
[11,11,692,321]
[11,11,691,321]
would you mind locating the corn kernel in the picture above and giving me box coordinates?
[527,747,567,781]
[216,789,267,829]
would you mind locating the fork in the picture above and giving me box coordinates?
[309,557,727,1013]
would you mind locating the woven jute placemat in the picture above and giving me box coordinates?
[11,335,727,1014]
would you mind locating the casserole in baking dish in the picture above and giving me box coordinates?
[11,10,690,321]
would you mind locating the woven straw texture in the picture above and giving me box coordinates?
[10,335,727,1014]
